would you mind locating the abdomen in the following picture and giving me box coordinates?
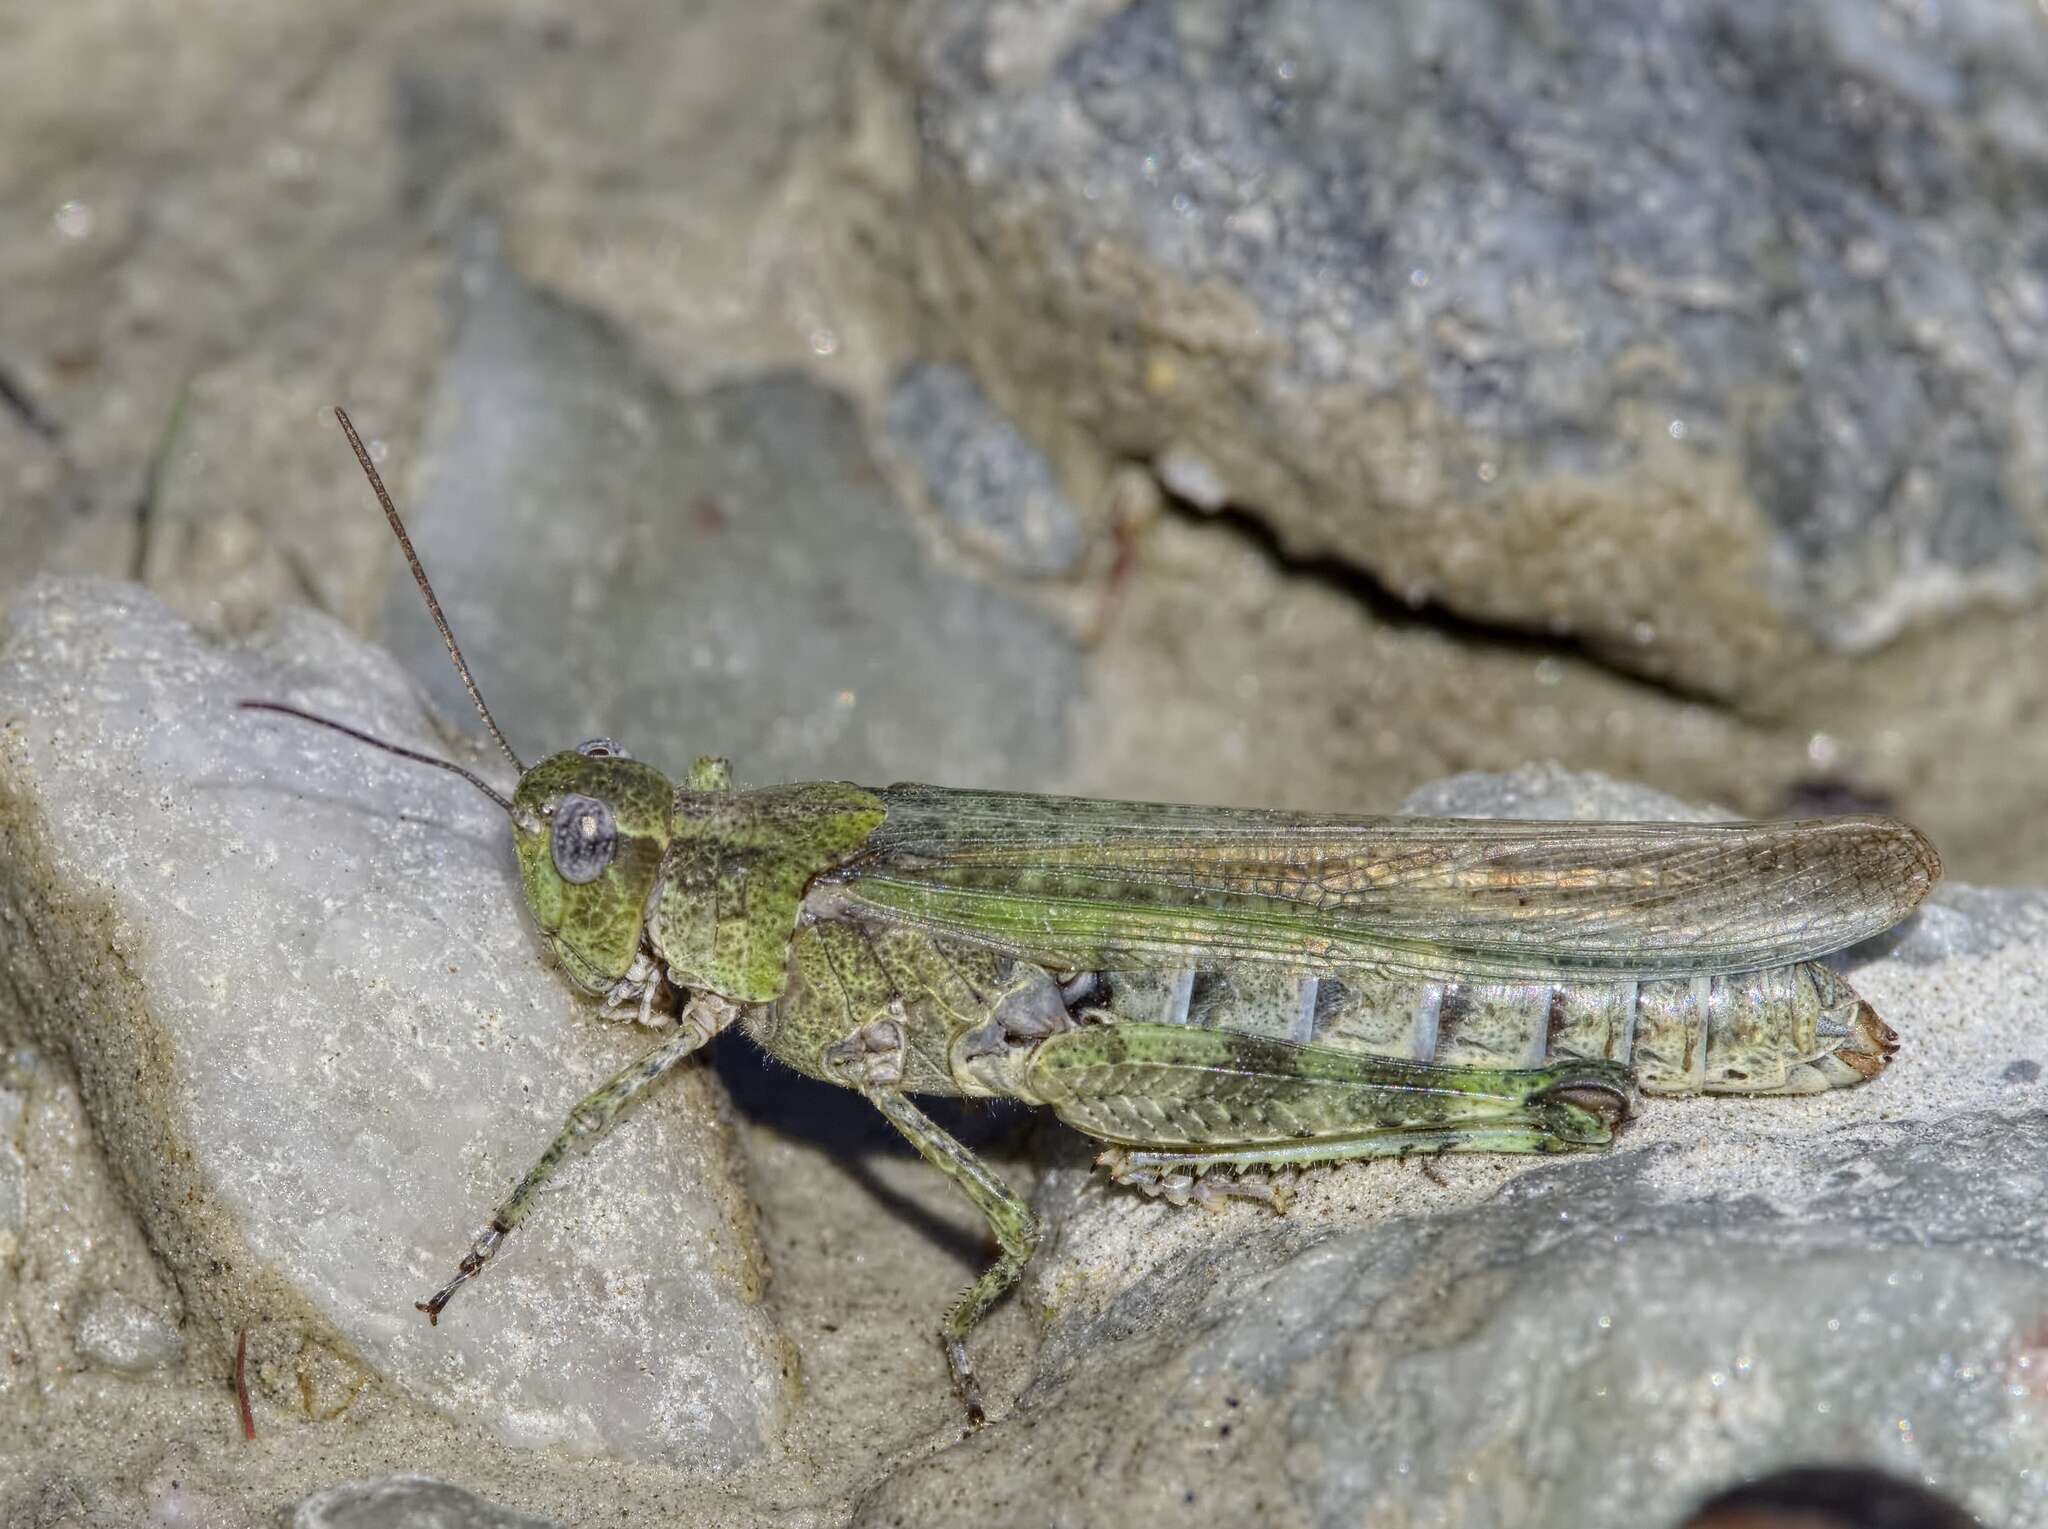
[1088,960,1896,1097]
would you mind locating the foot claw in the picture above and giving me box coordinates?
[417,1224,506,1323]
[945,1336,987,1428]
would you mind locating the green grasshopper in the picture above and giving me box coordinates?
[245,410,1941,1423]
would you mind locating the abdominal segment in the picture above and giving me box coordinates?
[1088,959,1894,1097]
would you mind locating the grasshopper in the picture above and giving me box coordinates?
[245,409,1941,1423]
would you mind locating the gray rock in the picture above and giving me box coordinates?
[73,1290,183,1373]
[882,361,1089,576]
[0,1075,23,1416]
[891,0,2048,696]
[386,254,1079,790]
[292,1476,561,1529]
[856,768,2048,1529]
[1151,444,1230,513]
[0,578,782,1468]
[0,1078,20,1236]
[1396,760,1729,824]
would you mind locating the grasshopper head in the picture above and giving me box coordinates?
[509,743,675,993]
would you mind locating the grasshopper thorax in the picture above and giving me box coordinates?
[510,748,677,995]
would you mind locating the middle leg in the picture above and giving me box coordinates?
[858,1085,1037,1428]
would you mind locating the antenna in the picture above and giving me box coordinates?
[238,701,514,813]
[334,407,525,774]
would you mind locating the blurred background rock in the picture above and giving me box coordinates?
[6,0,2045,878]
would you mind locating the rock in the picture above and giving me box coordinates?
[855,768,2048,1529]
[0,1078,20,1237]
[1399,760,1728,824]
[0,0,853,634]
[292,1476,562,1529]
[1054,512,1792,845]
[385,252,1080,791]
[73,1290,184,1373]
[0,578,784,1468]
[0,1039,182,1441]
[1150,444,1229,513]
[889,0,2048,699]
[0,1074,25,1417]
[882,361,1089,575]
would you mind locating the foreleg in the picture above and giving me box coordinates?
[416,995,735,1321]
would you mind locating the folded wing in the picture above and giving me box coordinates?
[816,786,1940,981]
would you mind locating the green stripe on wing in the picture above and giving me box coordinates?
[813,785,1940,982]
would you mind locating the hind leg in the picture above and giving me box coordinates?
[1022,1023,1630,1210]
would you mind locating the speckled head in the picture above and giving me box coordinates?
[510,744,676,992]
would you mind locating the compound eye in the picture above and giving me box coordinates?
[575,737,629,759]
[549,794,617,884]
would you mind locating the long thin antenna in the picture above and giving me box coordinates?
[239,701,513,813]
[334,407,525,774]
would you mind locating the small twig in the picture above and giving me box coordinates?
[234,1326,255,1440]
[1082,475,1156,646]
[0,360,61,442]
[132,384,192,581]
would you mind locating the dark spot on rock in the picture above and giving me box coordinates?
[2002,1059,2041,1084]
[1681,1462,1973,1529]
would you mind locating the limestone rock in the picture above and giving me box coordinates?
[890,0,2048,699]
[384,253,1079,792]
[0,578,784,1468]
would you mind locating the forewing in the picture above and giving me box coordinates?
[815,786,1940,981]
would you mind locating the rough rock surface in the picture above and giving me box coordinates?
[384,251,1079,792]
[888,0,2048,697]
[882,360,1090,576]
[73,1289,185,1374]
[857,765,2048,1529]
[291,1475,563,1529]
[0,578,784,1470]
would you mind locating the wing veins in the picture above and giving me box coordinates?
[834,786,1939,979]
